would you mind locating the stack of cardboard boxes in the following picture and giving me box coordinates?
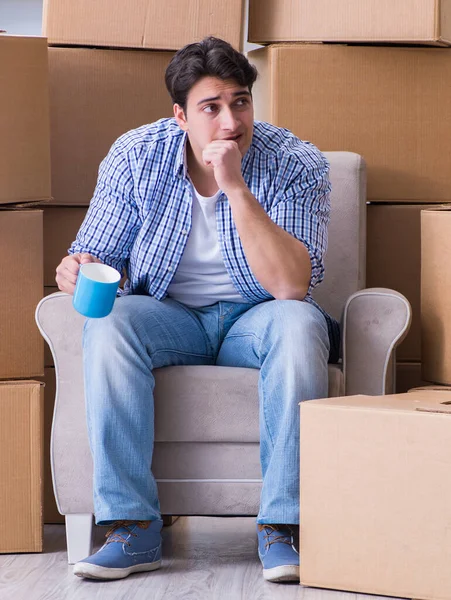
[0,35,51,552]
[247,2,451,597]
[247,0,451,393]
[40,0,246,523]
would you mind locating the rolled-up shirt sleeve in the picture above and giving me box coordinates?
[69,139,142,274]
[267,146,331,294]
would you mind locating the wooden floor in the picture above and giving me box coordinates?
[0,517,403,600]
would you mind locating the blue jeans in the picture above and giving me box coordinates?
[83,295,330,525]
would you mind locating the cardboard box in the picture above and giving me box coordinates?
[49,48,174,206]
[249,0,451,45]
[300,390,451,599]
[396,362,429,393]
[43,0,244,51]
[44,207,88,285]
[366,204,437,361]
[0,381,44,553]
[0,210,44,379]
[250,44,451,202]
[0,35,51,205]
[37,368,64,524]
[421,207,451,384]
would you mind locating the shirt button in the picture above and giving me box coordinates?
[168,266,173,272]
[182,229,188,235]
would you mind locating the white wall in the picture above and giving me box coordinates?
[0,0,43,35]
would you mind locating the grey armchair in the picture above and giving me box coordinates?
[35,151,411,564]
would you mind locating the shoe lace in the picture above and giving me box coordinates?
[259,524,297,550]
[104,520,150,547]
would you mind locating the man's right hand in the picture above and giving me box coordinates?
[55,253,102,295]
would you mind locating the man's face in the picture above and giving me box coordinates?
[174,76,254,160]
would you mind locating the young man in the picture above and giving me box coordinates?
[55,36,339,584]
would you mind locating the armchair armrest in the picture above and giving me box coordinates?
[35,292,91,514]
[35,292,85,372]
[342,288,411,396]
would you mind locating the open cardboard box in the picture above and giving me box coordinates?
[300,390,451,599]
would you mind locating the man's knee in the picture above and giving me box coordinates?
[258,300,330,367]
[270,300,328,338]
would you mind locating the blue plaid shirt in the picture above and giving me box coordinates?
[70,118,340,361]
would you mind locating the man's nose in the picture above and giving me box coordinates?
[220,108,239,130]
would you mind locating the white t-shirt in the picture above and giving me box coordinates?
[166,183,248,307]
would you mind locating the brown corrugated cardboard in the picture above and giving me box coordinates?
[37,368,64,524]
[250,44,451,202]
[44,207,88,285]
[0,210,44,379]
[367,204,438,361]
[49,48,174,206]
[0,381,44,553]
[409,384,451,392]
[249,0,451,45]
[421,207,451,384]
[0,35,51,205]
[43,0,244,51]
[396,362,429,393]
[300,390,451,598]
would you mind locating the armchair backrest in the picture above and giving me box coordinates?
[311,152,367,322]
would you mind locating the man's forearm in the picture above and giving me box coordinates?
[227,187,312,300]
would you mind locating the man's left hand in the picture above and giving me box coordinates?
[202,140,246,196]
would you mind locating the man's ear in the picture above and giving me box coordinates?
[173,104,188,131]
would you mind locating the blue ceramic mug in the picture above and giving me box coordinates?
[72,263,121,318]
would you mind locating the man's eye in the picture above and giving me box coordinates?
[235,98,249,106]
[203,105,217,113]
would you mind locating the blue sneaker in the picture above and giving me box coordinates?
[73,519,163,580]
[257,523,300,582]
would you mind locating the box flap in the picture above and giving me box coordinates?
[422,204,451,213]
[415,404,451,414]
[408,385,451,392]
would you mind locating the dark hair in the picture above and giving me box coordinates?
[165,36,258,111]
